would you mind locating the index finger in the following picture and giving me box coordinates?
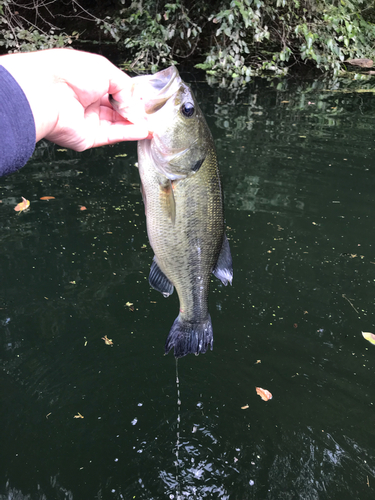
[107,62,133,97]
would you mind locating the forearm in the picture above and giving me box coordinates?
[0,65,36,175]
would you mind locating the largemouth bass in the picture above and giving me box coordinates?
[110,66,233,358]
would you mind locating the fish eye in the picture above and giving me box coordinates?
[181,102,195,118]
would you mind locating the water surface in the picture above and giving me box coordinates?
[1,76,375,499]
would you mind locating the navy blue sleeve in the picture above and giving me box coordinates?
[0,65,36,176]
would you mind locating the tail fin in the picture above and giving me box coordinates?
[165,314,213,358]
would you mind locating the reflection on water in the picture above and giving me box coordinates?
[2,77,375,499]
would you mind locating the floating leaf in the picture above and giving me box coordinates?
[80,206,87,211]
[241,405,249,409]
[14,197,30,212]
[256,387,272,401]
[74,412,84,419]
[40,196,55,200]
[362,332,375,345]
[102,335,113,346]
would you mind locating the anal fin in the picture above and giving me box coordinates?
[149,258,174,297]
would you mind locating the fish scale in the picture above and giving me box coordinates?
[138,125,227,357]
[110,66,232,357]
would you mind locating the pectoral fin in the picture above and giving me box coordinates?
[149,258,174,297]
[213,234,233,286]
[159,178,176,225]
[140,181,147,215]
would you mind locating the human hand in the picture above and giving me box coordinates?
[0,49,150,151]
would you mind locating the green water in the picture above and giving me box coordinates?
[1,77,375,499]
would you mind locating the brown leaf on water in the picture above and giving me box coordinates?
[102,335,113,346]
[74,412,84,419]
[256,387,273,401]
[40,196,55,200]
[14,197,30,212]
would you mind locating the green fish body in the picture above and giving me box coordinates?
[111,66,233,357]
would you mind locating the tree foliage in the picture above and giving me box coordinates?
[0,0,83,52]
[1,0,375,85]
[100,0,375,84]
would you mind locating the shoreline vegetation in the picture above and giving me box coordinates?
[1,0,375,86]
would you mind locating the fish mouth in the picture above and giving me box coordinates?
[109,66,181,125]
[144,66,181,114]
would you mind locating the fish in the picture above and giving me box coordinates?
[110,66,233,358]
